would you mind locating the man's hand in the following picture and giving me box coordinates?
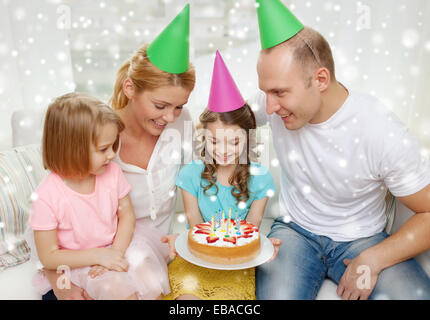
[336,253,381,300]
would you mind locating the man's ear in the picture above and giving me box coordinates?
[122,78,135,99]
[314,67,330,92]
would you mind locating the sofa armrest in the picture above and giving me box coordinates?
[0,144,46,270]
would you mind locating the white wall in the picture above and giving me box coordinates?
[0,0,74,150]
[1,0,430,151]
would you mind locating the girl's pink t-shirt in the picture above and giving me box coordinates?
[29,162,131,250]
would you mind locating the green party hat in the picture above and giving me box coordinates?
[256,0,304,49]
[147,4,190,73]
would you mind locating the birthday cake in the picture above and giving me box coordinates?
[188,212,261,265]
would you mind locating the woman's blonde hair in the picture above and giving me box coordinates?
[109,44,196,110]
[199,104,257,204]
[42,92,125,178]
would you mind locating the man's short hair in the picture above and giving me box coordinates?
[266,26,336,86]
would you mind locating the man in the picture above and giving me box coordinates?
[253,0,430,300]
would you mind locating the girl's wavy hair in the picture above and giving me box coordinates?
[198,103,258,204]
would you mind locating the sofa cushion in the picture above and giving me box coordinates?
[0,144,46,270]
[0,260,41,299]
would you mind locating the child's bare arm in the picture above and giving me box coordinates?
[111,194,136,255]
[34,230,127,271]
[181,188,204,227]
[246,197,269,227]
[161,188,203,260]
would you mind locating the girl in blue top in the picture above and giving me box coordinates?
[164,103,276,300]
[176,104,276,227]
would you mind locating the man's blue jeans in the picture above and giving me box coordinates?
[256,218,430,299]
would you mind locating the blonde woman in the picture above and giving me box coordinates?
[40,6,196,300]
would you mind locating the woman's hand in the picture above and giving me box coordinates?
[88,265,108,278]
[161,233,179,260]
[268,238,282,262]
[96,248,129,272]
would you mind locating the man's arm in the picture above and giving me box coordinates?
[364,183,430,270]
[337,184,430,300]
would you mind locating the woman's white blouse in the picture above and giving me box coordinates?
[113,108,194,234]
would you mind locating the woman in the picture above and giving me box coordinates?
[39,5,196,300]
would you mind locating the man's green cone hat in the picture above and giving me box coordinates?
[256,0,304,49]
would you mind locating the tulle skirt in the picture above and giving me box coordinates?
[32,220,171,300]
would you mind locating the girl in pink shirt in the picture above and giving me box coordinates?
[29,93,170,299]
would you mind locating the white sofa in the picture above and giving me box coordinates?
[1,109,429,300]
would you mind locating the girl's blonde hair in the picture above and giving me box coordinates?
[42,92,125,178]
[199,104,257,204]
[109,44,196,110]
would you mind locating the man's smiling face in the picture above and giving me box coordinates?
[257,44,323,130]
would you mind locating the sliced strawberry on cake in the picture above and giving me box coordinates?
[195,223,211,229]
[195,229,211,235]
[240,223,254,229]
[238,234,253,239]
[206,236,219,244]
[223,236,237,245]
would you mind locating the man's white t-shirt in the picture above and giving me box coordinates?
[249,90,430,241]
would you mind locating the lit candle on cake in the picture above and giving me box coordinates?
[221,211,225,232]
[235,210,241,235]
[210,215,216,237]
[235,210,238,229]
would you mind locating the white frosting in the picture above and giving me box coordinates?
[191,221,259,247]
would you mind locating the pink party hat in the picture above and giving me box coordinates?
[208,51,245,113]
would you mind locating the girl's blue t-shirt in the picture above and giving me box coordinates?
[176,160,276,222]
